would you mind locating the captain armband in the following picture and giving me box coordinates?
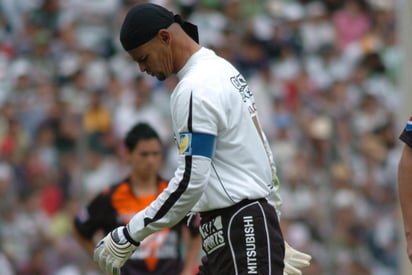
[178,132,215,158]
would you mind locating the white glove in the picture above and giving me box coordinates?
[93,226,139,275]
[283,241,312,275]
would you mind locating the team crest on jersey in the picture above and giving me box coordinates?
[406,116,412,131]
[76,207,89,223]
[230,73,252,103]
[179,133,192,155]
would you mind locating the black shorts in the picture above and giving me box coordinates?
[197,199,284,275]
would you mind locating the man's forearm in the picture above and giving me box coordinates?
[181,235,202,275]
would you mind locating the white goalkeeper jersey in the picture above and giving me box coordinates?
[128,47,281,242]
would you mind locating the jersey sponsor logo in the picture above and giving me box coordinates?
[230,73,253,103]
[230,73,258,118]
[199,216,225,254]
[179,133,192,155]
[244,216,258,274]
[406,116,412,131]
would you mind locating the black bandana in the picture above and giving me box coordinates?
[120,3,199,51]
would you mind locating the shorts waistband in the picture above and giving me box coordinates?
[200,198,267,219]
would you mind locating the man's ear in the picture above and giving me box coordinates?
[158,29,171,44]
[124,150,132,163]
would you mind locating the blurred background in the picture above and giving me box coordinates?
[0,0,410,274]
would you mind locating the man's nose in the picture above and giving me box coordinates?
[138,63,146,72]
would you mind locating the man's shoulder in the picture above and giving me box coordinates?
[157,177,168,191]
[99,178,131,198]
[185,49,236,77]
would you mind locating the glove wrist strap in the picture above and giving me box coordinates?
[123,226,140,246]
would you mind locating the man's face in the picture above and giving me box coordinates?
[128,31,174,81]
[128,138,162,178]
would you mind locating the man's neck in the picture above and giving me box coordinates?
[130,174,158,196]
[171,24,202,73]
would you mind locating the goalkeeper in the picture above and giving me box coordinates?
[94,3,311,275]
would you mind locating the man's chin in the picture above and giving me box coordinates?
[156,74,167,81]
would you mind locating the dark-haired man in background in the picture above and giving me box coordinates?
[73,122,201,275]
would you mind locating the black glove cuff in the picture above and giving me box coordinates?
[123,226,140,247]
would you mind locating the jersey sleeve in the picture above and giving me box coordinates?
[73,191,117,239]
[175,214,201,238]
[127,83,218,243]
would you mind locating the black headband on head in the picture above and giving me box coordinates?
[120,3,199,51]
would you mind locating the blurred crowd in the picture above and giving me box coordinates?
[0,0,403,274]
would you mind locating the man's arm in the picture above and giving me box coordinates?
[71,225,96,256]
[399,144,412,261]
[180,232,202,275]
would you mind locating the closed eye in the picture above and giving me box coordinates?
[137,55,148,63]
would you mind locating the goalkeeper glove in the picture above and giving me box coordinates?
[283,241,312,275]
[93,226,139,275]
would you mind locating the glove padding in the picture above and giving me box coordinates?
[283,241,312,275]
[93,226,138,275]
